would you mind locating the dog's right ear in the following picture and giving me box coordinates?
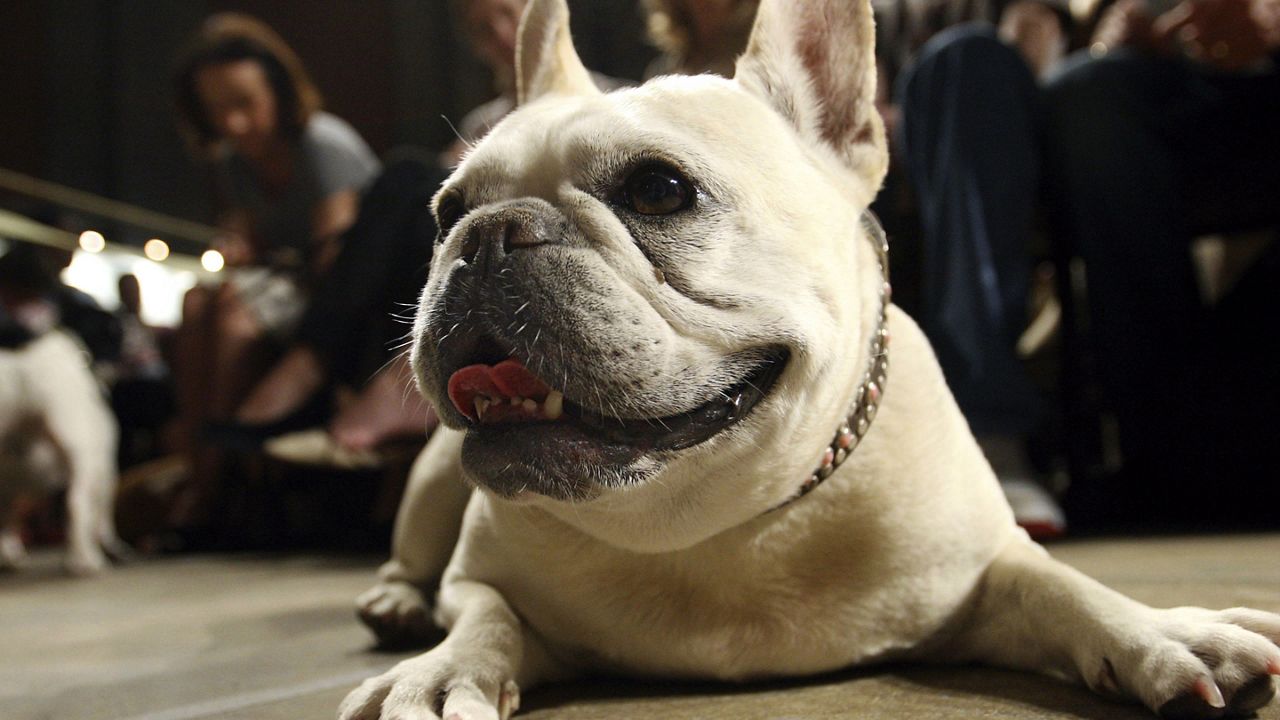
[735,0,888,195]
[516,0,600,106]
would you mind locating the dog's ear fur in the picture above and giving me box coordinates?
[735,0,888,192]
[517,0,599,106]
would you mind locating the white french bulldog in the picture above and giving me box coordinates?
[0,329,125,574]
[341,0,1280,718]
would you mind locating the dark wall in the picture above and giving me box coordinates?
[0,1,656,247]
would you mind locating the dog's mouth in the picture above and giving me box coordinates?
[444,347,788,454]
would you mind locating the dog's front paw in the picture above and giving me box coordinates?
[1100,607,1280,718]
[339,648,520,720]
[356,579,435,647]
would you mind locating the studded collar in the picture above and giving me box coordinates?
[769,211,890,512]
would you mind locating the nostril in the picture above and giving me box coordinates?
[503,219,544,252]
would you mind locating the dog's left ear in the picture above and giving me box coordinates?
[517,0,600,106]
[735,0,888,193]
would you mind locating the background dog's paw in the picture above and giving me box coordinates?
[1110,607,1280,718]
[338,649,519,720]
[0,530,30,570]
[65,550,109,576]
[356,580,436,648]
[102,536,136,564]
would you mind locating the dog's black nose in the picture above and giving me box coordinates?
[459,201,557,267]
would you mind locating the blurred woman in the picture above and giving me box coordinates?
[168,13,379,532]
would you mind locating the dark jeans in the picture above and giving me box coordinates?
[298,151,448,386]
[896,24,1044,438]
[1043,49,1280,523]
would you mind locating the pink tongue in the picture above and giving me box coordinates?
[447,359,552,421]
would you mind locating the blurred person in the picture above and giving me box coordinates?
[111,274,173,469]
[1044,0,1280,527]
[442,0,629,166]
[878,0,1074,536]
[235,152,447,467]
[168,12,380,531]
[641,0,759,77]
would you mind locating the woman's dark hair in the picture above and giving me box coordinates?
[172,13,322,154]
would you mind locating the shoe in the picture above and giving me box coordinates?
[1001,478,1067,540]
[203,392,331,451]
[976,433,1066,540]
[263,429,386,470]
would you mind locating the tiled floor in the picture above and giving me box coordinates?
[4,535,1279,719]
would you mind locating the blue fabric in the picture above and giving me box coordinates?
[895,24,1044,436]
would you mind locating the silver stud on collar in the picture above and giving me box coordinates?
[770,211,890,512]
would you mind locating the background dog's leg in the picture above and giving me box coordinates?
[341,579,562,720]
[943,535,1280,718]
[0,525,28,570]
[357,428,470,646]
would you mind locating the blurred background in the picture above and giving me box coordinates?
[0,0,656,324]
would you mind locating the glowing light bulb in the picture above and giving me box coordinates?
[144,238,170,261]
[79,230,106,253]
[200,249,225,273]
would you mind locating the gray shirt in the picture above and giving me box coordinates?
[217,111,379,269]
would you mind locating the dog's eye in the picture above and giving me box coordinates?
[436,193,466,238]
[622,166,692,216]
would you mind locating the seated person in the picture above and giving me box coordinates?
[168,12,380,529]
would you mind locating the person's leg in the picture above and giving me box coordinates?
[236,153,445,425]
[172,286,272,530]
[170,285,215,454]
[1041,51,1280,524]
[329,352,438,452]
[896,23,1044,439]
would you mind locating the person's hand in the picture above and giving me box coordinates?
[1154,0,1277,70]
[1091,0,1164,55]
[999,0,1069,78]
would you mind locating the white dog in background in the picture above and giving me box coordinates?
[0,328,124,574]
[341,0,1280,718]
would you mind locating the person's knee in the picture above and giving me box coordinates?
[1043,49,1168,123]
[898,23,1035,124]
[905,23,1027,93]
[181,285,213,322]
[213,298,262,344]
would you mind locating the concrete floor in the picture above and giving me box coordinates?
[4,534,1279,720]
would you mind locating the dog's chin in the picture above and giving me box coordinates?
[441,347,790,502]
[459,422,652,502]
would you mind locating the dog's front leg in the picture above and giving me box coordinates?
[341,579,557,720]
[357,428,471,646]
[945,536,1280,718]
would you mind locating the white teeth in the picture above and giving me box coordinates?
[544,390,563,420]
[475,397,491,420]
[511,396,523,406]
[521,398,537,412]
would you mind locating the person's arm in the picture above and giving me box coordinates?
[1154,0,1277,69]
[308,188,361,276]
[1092,0,1278,69]
[215,208,257,267]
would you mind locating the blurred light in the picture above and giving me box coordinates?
[130,257,196,327]
[62,251,118,310]
[201,249,225,273]
[79,230,106,253]
[144,238,170,261]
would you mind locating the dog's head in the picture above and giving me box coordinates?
[412,0,888,551]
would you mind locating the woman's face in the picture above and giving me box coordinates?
[464,0,526,74]
[195,59,279,160]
